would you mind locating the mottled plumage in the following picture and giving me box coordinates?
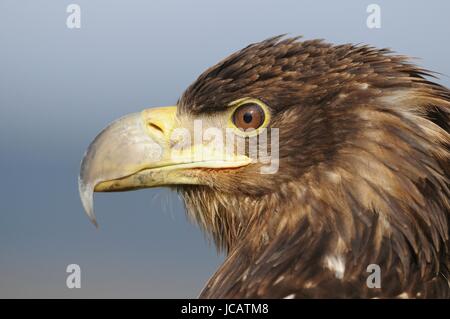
[177,36,450,298]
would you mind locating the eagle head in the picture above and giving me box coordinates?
[79,36,450,298]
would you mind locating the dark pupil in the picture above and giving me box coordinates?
[243,112,253,123]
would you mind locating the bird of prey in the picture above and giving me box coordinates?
[79,36,450,298]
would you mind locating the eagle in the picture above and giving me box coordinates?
[79,36,450,298]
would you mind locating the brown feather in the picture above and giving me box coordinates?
[176,36,450,298]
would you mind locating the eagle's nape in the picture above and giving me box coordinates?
[79,36,450,298]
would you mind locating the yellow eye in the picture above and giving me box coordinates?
[232,103,266,131]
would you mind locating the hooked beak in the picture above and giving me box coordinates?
[79,106,251,226]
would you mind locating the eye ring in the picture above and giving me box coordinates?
[229,98,270,136]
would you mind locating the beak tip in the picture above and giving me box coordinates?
[91,218,99,229]
[78,176,99,228]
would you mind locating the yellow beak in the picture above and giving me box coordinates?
[79,106,251,226]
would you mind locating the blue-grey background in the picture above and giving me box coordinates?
[0,0,449,298]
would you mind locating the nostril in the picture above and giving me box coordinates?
[147,122,164,134]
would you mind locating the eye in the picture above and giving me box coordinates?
[232,103,266,131]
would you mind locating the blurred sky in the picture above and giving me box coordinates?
[0,0,449,298]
